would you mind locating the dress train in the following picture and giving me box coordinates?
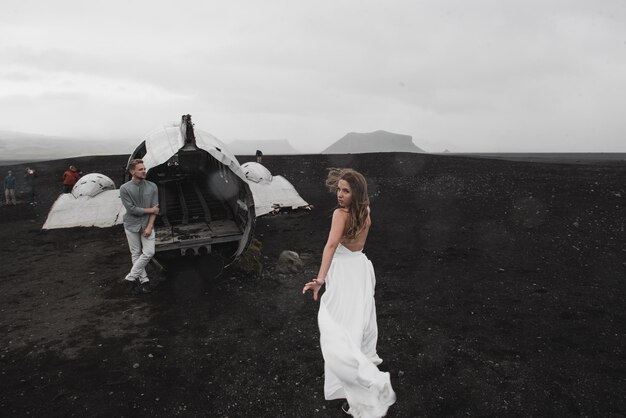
[318,244,396,417]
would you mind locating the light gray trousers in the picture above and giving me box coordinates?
[5,189,15,204]
[124,229,155,284]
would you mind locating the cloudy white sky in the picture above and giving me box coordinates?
[1,0,625,153]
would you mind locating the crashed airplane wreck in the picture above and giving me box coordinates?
[43,115,309,266]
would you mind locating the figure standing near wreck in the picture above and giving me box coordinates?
[119,159,159,294]
[62,165,81,193]
[24,167,37,205]
[303,168,396,417]
[4,170,16,206]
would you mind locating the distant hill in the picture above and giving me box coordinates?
[227,139,299,155]
[0,130,133,162]
[0,131,303,163]
[322,130,424,154]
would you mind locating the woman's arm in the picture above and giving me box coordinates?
[303,209,347,300]
[316,209,348,283]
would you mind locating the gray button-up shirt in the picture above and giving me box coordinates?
[119,179,159,232]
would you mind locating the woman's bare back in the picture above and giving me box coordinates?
[339,208,371,252]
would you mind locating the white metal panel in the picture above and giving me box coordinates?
[141,123,184,170]
[246,175,309,216]
[71,173,116,198]
[241,162,273,183]
[195,129,248,183]
[241,162,308,216]
[42,190,125,229]
[139,122,248,183]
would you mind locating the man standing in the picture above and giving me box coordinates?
[62,165,81,193]
[24,167,37,205]
[119,159,159,294]
[3,170,16,206]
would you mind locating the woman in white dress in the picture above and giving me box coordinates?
[303,168,396,417]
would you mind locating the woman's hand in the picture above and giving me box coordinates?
[302,278,324,301]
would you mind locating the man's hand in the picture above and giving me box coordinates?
[143,225,153,237]
[149,204,160,215]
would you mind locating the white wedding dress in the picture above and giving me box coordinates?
[318,243,396,418]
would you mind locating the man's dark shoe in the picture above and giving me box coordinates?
[136,281,153,294]
[123,279,138,294]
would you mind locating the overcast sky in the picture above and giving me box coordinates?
[1,0,625,152]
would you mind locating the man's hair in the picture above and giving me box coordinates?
[128,159,144,170]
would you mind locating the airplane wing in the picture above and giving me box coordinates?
[241,162,309,216]
[42,173,125,229]
[42,189,124,229]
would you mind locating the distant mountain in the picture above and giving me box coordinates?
[0,131,303,162]
[322,130,424,154]
[0,130,133,162]
[227,139,300,155]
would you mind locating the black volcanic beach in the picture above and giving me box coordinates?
[1,152,625,417]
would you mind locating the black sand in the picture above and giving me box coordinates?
[1,152,625,417]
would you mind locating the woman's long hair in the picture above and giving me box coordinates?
[325,168,370,239]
